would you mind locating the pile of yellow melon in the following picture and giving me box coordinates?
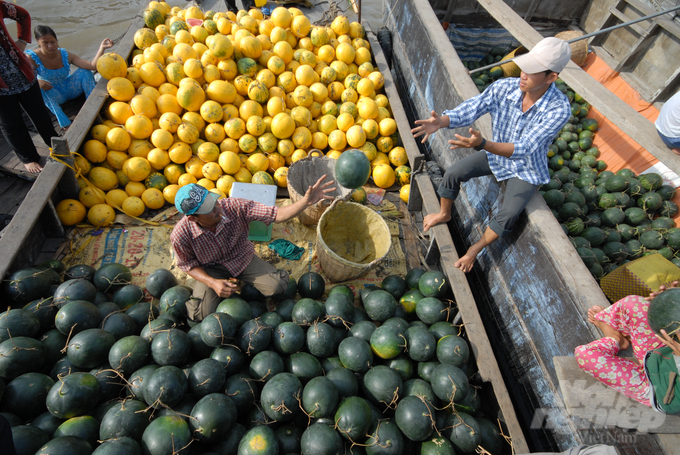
[57,1,412,228]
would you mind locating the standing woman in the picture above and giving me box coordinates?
[25,26,113,131]
[0,1,58,174]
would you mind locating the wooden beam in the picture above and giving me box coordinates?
[476,0,680,178]
[365,21,530,455]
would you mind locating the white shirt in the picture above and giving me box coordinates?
[656,91,680,138]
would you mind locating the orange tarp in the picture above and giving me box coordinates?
[578,52,680,217]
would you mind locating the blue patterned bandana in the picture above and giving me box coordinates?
[175,184,218,215]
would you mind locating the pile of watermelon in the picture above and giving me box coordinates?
[0,261,506,455]
[540,80,679,280]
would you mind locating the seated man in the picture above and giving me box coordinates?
[655,90,680,155]
[171,176,334,321]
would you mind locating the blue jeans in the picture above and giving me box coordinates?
[657,130,680,149]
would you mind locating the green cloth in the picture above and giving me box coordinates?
[647,346,680,414]
[268,239,304,260]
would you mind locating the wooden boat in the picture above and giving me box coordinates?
[384,0,680,453]
[0,0,530,453]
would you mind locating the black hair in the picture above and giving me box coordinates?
[34,25,57,41]
[544,69,557,76]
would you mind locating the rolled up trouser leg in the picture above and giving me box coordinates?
[488,177,537,237]
[186,264,232,322]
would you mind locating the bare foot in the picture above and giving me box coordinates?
[24,162,43,174]
[423,212,451,232]
[454,251,476,273]
[673,148,680,155]
[587,305,630,350]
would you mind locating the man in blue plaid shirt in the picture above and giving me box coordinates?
[412,37,572,273]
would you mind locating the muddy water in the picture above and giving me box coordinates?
[4,0,383,59]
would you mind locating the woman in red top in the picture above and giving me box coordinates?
[0,1,58,174]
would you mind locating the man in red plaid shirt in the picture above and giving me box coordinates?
[171,176,334,321]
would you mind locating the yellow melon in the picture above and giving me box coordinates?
[328,130,346,150]
[107,77,135,101]
[376,136,393,154]
[150,129,173,151]
[90,124,110,142]
[105,189,128,208]
[225,118,246,140]
[233,167,252,183]
[82,139,108,163]
[177,173,198,187]
[79,186,106,208]
[199,100,223,123]
[56,199,87,226]
[121,196,146,216]
[177,122,200,144]
[273,167,288,187]
[125,115,153,139]
[176,83,205,112]
[106,150,129,170]
[271,7,292,28]
[162,184,179,204]
[292,127,312,149]
[123,156,152,183]
[206,80,236,104]
[88,204,116,228]
[247,80,269,104]
[74,154,91,176]
[218,151,241,174]
[271,112,296,139]
[346,125,366,148]
[106,128,132,151]
[139,62,166,87]
[159,112,181,133]
[97,52,128,80]
[216,175,235,194]
[238,134,258,154]
[373,164,396,189]
[205,123,226,144]
[147,148,171,170]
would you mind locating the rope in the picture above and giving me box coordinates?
[312,1,354,26]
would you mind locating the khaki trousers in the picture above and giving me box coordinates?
[186,257,289,322]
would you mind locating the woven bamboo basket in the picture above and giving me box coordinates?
[555,30,589,67]
[287,154,352,225]
[500,46,527,77]
[316,199,391,282]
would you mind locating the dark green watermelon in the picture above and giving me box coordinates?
[210,345,247,377]
[34,436,92,455]
[189,393,237,443]
[284,352,323,384]
[127,365,159,400]
[436,334,470,367]
[660,200,679,218]
[260,372,302,422]
[406,326,437,362]
[419,435,456,455]
[53,415,99,447]
[302,376,339,418]
[370,324,406,360]
[260,311,283,329]
[640,230,665,250]
[0,308,39,343]
[91,437,142,455]
[67,328,116,369]
[238,318,272,355]
[159,286,192,320]
[306,322,336,358]
[363,290,397,322]
[291,298,324,326]
[362,365,403,410]
[418,271,449,298]
[648,288,680,337]
[298,272,325,299]
[101,312,137,340]
[387,354,415,381]
[94,263,132,292]
[441,412,481,454]
[145,268,178,298]
[53,279,97,307]
[272,321,305,355]
[625,207,648,225]
[140,317,176,341]
[141,415,191,455]
[639,173,663,190]
[328,284,354,301]
[416,297,448,325]
[349,320,377,342]
[224,374,256,416]
[143,365,187,409]
[300,422,343,455]
[199,312,237,347]
[64,264,96,282]
[338,336,373,373]
[430,364,469,404]
[334,396,372,441]
[11,425,50,455]
[112,284,144,309]
[1,372,53,420]
[99,399,150,441]
[0,336,46,379]
[216,297,253,327]
[601,207,625,227]
[477,416,505,454]
[108,335,150,377]
[55,300,101,336]
[46,372,101,419]
[381,275,408,300]
[188,358,226,397]
[405,268,426,289]
[324,293,354,327]
[3,268,55,304]
[326,366,358,399]
[365,418,404,455]
[580,227,605,247]
[638,192,663,211]
[31,411,64,438]
[151,328,190,366]
[249,350,284,382]
[428,321,457,341]
[91,367,125,402]
[24,297,58,334]
[403,378,438,404]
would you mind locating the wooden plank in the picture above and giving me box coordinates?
[608,6,649,37]
[614,23,658,72]
[367,16,530,455]
[476,0,680,200]
[554,356,680,433]
[398,200,423,270]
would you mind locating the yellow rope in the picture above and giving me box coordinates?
[50,150,160,227]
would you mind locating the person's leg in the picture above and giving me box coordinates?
[657,129,680,155]
[591,295,662,363]
[575,337,651,406]
[0,91,43,172]
[35,80,72,128]
[186,264,232,322]
[74,68,97,98]
[17,83,60,147]
[455,177,537,272]
[237,256,289,297]
[423,151,493,232]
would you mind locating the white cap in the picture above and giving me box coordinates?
[513,37,572,74]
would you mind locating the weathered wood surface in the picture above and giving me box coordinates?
[429,0,590,24]
[555,356,680,434]
[476,0,680,178]
[382,0,658,451]
[367,24,530,454]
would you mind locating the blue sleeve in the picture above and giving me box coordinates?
[441,81,501,129]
